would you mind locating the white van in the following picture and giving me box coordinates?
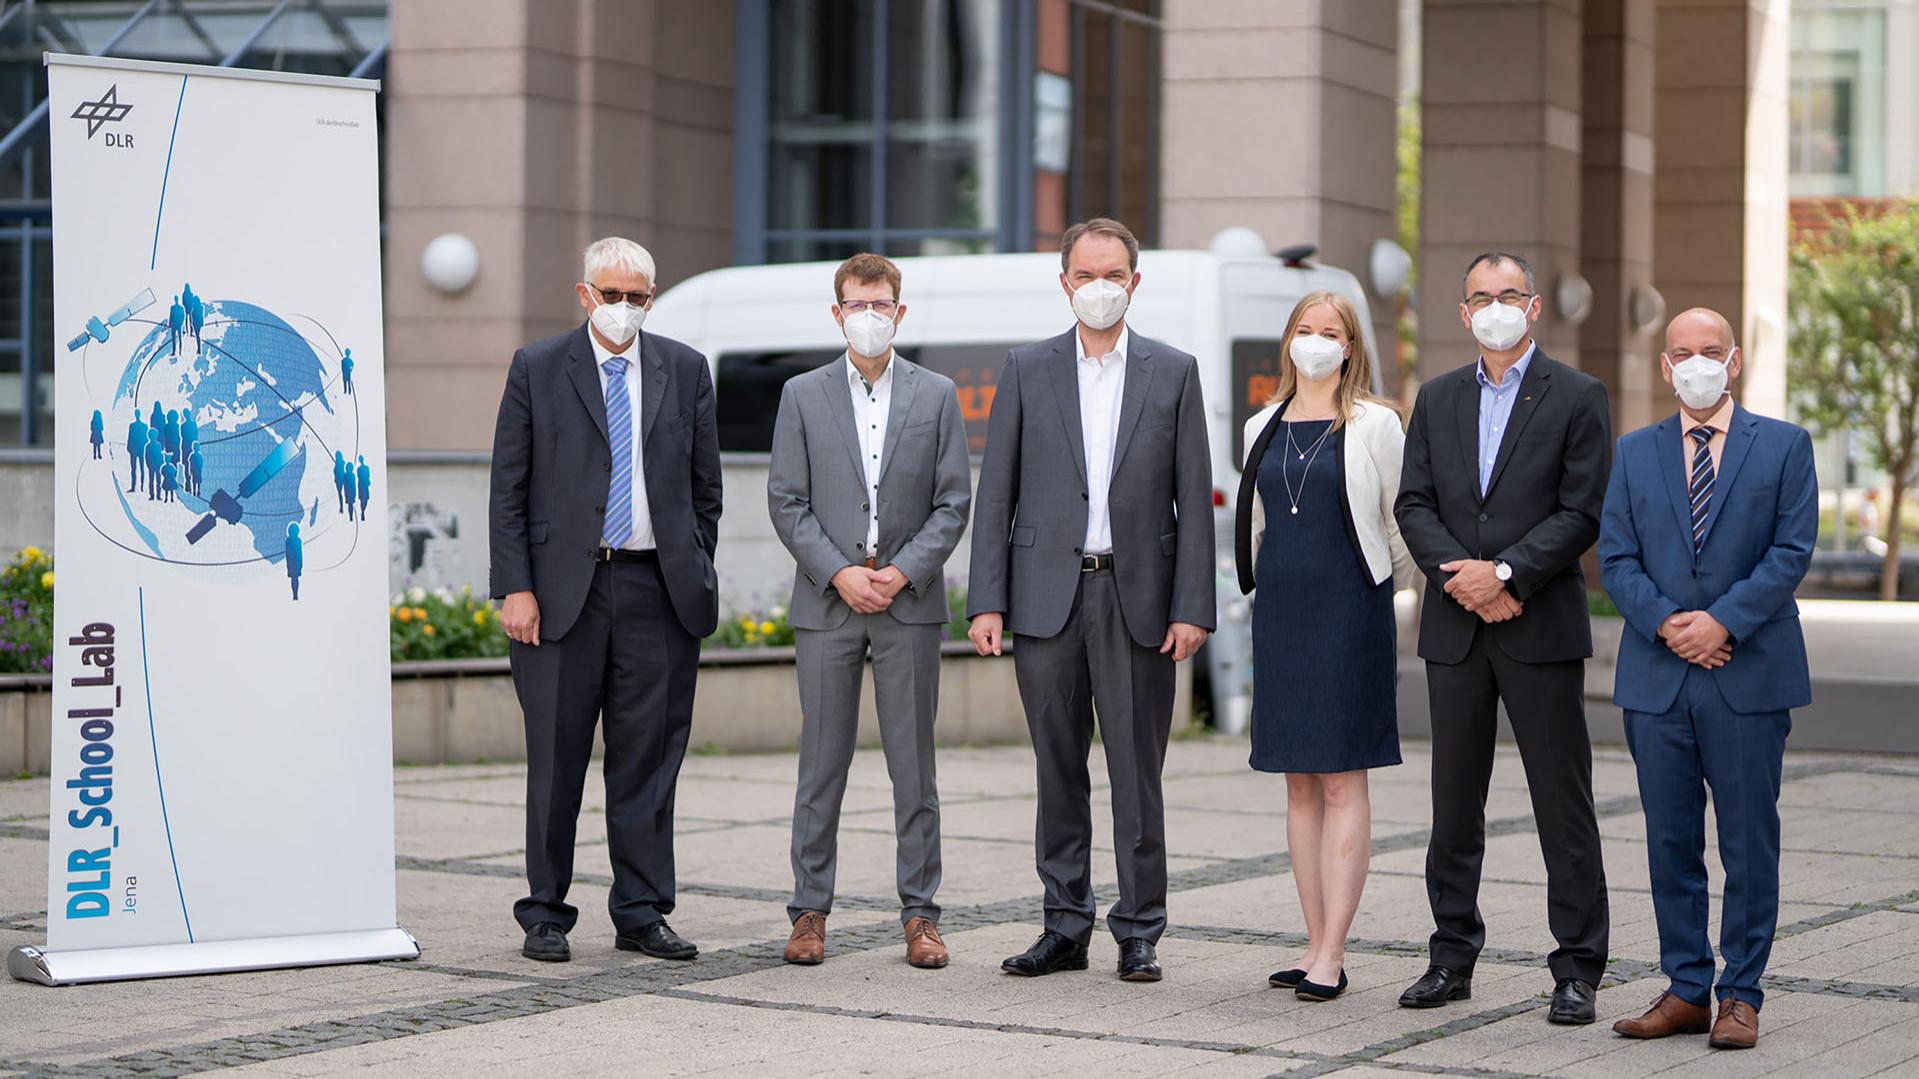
[646,228,1383,734]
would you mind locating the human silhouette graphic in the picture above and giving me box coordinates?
[340,348,354,395]
[188,295,205,351]
[181,281,196,312]
[188,442,204,496]
[160,460,179,503]
[333,449,348,511]
[180,410,198,455]
[149,400,164,433]
[168,296,185,356]
[163,409,181,461]
[143,436,163,500]
[90,410,104,459]
[356,456,371,519]
[285,522,303,601]
[127,414,149,490]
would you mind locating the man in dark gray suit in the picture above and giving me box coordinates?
[489,237,722,964]
[768,253,972,970]
[967,218,1216,982]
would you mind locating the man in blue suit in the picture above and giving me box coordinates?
[1599,308,1816,1052]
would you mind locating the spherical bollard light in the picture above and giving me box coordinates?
[1555,273,1594,326]
[421,233,480,295]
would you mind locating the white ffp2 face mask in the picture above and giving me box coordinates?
[1470,299,1530,352]
[1289,335,1346,382]
[590,301,646,346]
[1667,350,1733,410]
[1070,278,1131,331]
[841,308,898,358]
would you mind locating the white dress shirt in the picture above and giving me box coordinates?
[1077,324,1129,555]
[848,352,895,557]
[591,328,655,551]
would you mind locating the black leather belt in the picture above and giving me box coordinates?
[1080,553,1114,572]
[594,547,658,563]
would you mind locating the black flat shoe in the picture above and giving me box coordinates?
[521,922,570,962]
[1296,969,1348,1002]
[1268,967,1306,988]
[1549,978,1597,1025]
[1399,965,1472,1008]
[1117,938,1161,982]
[1001,930,1089,976]
[616,920,698,961]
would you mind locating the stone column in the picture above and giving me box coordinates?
[1416,0,1584,383]
[383,0,735,451]
[1159,0,1400,356]
[1653,0,1791,417]
[1581,0,1660,433]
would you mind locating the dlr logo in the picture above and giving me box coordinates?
[104,132,134,148]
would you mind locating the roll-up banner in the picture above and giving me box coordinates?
[8,54,417,985]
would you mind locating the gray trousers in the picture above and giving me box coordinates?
[1013,566,1176,945]
[789,614,943,925]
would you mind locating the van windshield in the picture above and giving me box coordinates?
[715,344,1021,454]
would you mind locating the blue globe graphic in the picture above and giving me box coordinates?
[105,299,346,568]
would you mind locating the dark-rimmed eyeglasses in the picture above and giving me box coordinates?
[839,299,898,315]
[1463,290,1533,311]
[586,283,653,306]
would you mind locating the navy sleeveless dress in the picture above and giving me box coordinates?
[1249,417,1401,774]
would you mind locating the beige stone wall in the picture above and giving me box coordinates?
[383,0,736,451]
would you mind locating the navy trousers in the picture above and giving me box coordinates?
[1624,665,1789,1010]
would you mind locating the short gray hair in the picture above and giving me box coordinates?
[1461,252,1536,295]
[583,237,657,286]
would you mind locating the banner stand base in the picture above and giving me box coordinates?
[7,927,420,986]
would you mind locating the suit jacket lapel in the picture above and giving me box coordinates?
[1455,374,1481,500]
[1653,414,1694,548]
[566,326,609,443]
[875,356,918,486]
[1045,329,1089,487]
[1110,333,1156,473]
[1483,354,1552,498]
[637,331,667,447]
[1698,406,1759,549]
[821,357,868,481]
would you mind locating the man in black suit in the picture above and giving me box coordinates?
[489,236,722,963]
[1392,252,1612,1024]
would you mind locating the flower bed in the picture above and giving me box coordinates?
[0,547,53,673]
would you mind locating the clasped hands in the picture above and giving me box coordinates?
[1439,559,1522,623]
[1658,610,1732,669]
[831,563,908,614]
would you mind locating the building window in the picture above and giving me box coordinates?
[1790,8,1886,198]
[1063,0,1160,247]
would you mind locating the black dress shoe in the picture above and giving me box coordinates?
[1117,938,1161,982]
[615,920,698,961]
[1399,965,1472,1008]
[1268,967,1306,988]
[1000,930,1089,976]
[522,922,570,962]
[1296,969,1348,1002]
[1549,978,1597,1025]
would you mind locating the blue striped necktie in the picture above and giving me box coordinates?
[603,357,633,548]
[1688,425,1715,551]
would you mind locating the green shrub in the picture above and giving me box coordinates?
[0,547,54,673]
[390,585,509,662]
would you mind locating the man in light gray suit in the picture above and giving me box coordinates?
[768,253,973,970]
[967,218,1216,982]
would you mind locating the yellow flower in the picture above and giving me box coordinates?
[461,585,472,597]
[473,610,488,626]
[759,621,775,635]
[739,615,753,628]
[413,607,428,621]
[388,605,396,618]
[41,571,54,590]
[422,624,436,637]
[20,546,43,563]
[396,607,412,623]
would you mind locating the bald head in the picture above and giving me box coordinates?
[1664,307,1735,357]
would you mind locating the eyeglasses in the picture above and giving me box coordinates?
[586,283,653,306]
[1463,291,1533,311]
[839,299,897,315]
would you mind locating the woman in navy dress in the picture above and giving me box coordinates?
[1233,291,1413,1002]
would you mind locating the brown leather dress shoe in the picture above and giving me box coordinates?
[784,911,826,965]
[1710,997,1759,1049]
[1613,991,1711,1038]
[905,916,948,969]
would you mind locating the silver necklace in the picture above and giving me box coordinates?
[1281,420,1332,515]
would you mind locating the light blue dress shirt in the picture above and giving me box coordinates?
[1475,342,1536,496]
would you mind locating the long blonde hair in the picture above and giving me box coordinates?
[1266,291,1403,430]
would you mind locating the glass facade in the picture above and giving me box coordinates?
[0,0,387,446]
[1790,7,1887,197]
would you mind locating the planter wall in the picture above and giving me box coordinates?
[2,645,1193,772]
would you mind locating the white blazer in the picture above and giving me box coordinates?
[1238,397,1416,591]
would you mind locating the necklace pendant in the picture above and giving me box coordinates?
[1290,506,1299,515]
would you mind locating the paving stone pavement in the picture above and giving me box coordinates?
[2,738,1918,1077]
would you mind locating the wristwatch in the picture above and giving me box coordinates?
[1492,560,1513,583]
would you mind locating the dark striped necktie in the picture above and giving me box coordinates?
[1688,425,1716,551]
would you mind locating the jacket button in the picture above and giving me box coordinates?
[595,504,605,514]
[861,502,870,511]
[1080,491,1088,500]
[1073,547,1082,554]
[856,542,865,550]
[1478,513,1488,523]
[603,462,610,472]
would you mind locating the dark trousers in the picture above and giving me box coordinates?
[1625,667,1787,1010]
[1424,624,1609,984]
[510,557,698,934]
[1013,567,1176,945]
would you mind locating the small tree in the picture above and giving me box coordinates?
[1789,201,1919,601]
